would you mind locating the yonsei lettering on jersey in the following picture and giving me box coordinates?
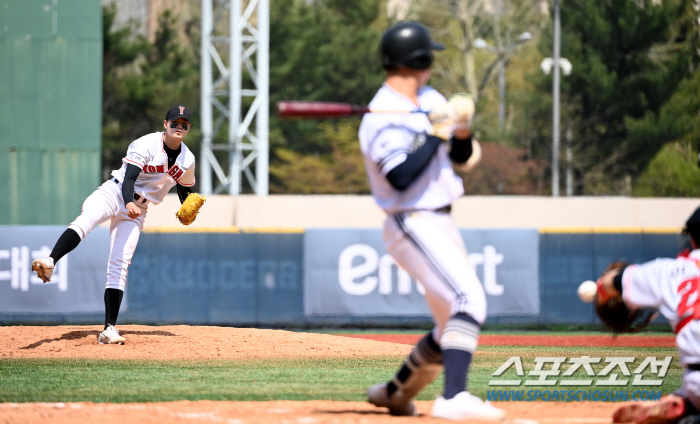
[142,165,166,174]
[168,166,184,182]
[111,131,196,205]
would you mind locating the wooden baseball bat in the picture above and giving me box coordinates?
[276,101,428,119]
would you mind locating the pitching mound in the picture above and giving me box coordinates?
[0,325,412,359]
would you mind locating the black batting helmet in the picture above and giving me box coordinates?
[380,21,444,70]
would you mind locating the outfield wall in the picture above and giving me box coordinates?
[137,194,700,230]
[0,195,696,327]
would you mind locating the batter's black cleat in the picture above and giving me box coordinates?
[367,382,417,416]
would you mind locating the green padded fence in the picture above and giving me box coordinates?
[1,0,102,224]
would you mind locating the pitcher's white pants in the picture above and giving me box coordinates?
[68,180,147,291]
[383,210,487,344]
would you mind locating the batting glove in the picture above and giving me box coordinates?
[428,102,456,140]
[448,93,475,132]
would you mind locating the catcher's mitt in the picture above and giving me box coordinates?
[175,193,206,225]
[595,261,658,333]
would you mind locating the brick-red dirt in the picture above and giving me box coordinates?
[344,333,675,347]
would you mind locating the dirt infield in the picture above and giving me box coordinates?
[0,325,660,423]
[0,399,619,424]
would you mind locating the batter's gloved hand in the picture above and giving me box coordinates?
[175,193,207,226]
[428,102,457,140]
[447,93,475,132]
[452,139,482,173]
[595,261,658,333]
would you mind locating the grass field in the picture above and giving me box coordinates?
[0,343,680,404]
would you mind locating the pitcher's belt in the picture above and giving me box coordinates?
[111,177,147,204]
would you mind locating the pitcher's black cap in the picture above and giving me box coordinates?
[165,105,192,124]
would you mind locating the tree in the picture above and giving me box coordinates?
[460,141,546,194]
[632,142,700,197]
[101,4,200,181]
[534,0,697,195]
[269,120,369,194]
[267,0,385,193]
[631,69,700,196]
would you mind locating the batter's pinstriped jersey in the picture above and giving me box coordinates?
[358,83,465,214]
[111,131,196,205]
[622,249,700,364]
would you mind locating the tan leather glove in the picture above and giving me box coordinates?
[175,193,207,225]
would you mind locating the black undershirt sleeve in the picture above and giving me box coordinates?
[386,135,442,191]
[122,164,141,205]
[449,135,474,163]
[613,265,628,293]
[177,184,193,203]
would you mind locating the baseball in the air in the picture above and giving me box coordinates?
[577,280,598,303]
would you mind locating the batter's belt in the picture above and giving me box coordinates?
[434,205,452,214]
[111,177,148,204]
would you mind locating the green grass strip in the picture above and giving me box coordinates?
[0,346,680,403]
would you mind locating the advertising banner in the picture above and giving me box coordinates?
[304,228,539,317]
[0,226,111,313]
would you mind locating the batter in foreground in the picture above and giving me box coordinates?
[358,21,502,421]
[31,105,204,345]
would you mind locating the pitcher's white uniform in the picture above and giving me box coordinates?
[359,83,487,339]
[621,250,700,409]
[69,132,195,291]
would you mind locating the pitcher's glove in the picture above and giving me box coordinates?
[595,261,658,333]
[175,193,207,225]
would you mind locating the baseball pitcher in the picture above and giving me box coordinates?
[31,105,205,345]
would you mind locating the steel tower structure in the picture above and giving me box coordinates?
[200,0,269,195]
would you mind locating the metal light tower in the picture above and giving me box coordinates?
[551,0,561,197]
[200,0,269,196]
[541,56,572,195]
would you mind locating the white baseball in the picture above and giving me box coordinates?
[577,280,597,303]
